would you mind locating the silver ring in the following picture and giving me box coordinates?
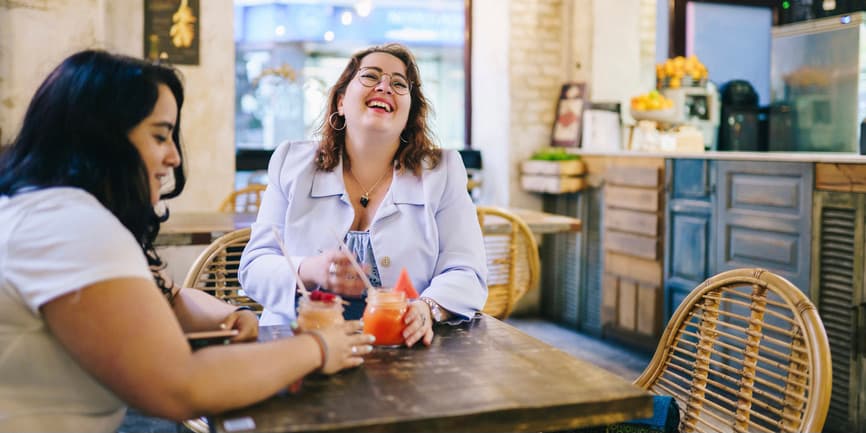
[328,262,337,275]
[351,346,358,355]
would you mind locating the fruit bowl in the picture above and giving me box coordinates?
[630,107,677,123]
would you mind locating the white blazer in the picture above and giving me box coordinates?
[239,140,488,326]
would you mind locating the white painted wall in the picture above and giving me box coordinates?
[591,0,644,118]
[471,0,511,207]
[0,0,235,213]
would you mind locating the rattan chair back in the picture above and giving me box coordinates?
[218,184,267,213]
[476,206,540,319]
[634,268,832,433]
[181,227,261,313]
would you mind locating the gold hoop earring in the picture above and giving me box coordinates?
[328,112,346,131]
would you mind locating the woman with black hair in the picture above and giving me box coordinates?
[0,50,373,433]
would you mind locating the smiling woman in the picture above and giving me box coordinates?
[0,49,373,433]
[127,84,181,205]
[239,43,488,353]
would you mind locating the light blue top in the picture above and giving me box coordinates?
[239,140,488,326]
[339,230,382,319]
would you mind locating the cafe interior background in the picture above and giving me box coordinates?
[8,0,866,430]
[2,0,850,328]
[0,0,829,323]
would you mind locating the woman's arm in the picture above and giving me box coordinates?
[239,142,309,318]
[171,287,259,342]
[422,150,489,319]
[41,277,372,421]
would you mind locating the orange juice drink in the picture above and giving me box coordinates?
[296,293,344,331]
[362,289,407,347]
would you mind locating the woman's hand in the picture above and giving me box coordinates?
[220,309,260,342]
[403,300,434,347]
[312,321,375,374]
[300,249,368,297]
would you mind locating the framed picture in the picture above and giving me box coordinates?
[144,0,200,65]
[551,83,587,147]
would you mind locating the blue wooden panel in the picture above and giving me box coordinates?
[715,161,812,292]
[672,159,711,200]
[670,213,710,282]
[664,159,715,324]
[729,174,802,213]
[727,226,798,269]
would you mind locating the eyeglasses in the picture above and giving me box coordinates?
[356,67,411,95]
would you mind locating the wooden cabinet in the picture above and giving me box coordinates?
[714,161,813,292]
[664,159,714,322]
[602,164,665,349]
[812,189,866,433]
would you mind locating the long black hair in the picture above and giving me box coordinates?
[0,49,186,296]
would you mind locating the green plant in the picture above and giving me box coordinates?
[530,147,581,161]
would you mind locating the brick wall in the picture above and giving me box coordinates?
[508,0,568,209]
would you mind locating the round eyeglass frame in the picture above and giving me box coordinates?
[355,67,412,95]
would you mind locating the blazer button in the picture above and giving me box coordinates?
[380,256,391,267]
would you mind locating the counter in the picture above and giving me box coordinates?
[570,149,866,163]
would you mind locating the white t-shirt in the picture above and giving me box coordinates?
[0,187,153,433]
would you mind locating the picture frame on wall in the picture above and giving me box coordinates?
[551,82,587,147]
[144,0,200,65]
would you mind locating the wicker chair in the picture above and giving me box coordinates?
[476,206,540,319]
[218,184,267,213]
[181,227,262,313]
[634,268,832,433]
[180,227,260,433]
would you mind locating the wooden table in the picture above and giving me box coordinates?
[210,316,652,433]
[493,207,582,234]
[156,212,257,246]
[156,208,581,246]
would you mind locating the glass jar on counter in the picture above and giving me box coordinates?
[296,295,345,332]
[362,289,408,347]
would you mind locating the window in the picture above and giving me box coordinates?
[234,0,468,182]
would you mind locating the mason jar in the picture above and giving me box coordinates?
[296,296,345,332]
[362,289,408,347]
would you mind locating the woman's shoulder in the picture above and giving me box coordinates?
[274,140,319,162]
[9,187,104,214]
[268,140,319,176]
[422,148,463,176]
[8,187,123,232]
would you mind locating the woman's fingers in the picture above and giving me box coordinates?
[402,302,432,347]
[326,258,367,296]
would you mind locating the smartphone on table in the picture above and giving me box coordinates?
[185,329,239,350]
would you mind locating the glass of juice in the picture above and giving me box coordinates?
[296,292,345,332]
[362,289,408,347]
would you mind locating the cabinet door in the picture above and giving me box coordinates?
[812,191,865,433]
[602,163,665,349]
[664,159,714,322]
[715,161,813,291]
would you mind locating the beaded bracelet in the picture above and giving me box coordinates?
[306,330,329,370]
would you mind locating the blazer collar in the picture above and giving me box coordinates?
[311,159,424,206]
[311,160,345,198]
[390,169,424,205]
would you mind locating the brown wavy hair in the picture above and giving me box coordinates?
[315,43,441,176]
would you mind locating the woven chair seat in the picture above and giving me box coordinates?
[476,206,540,319]
[634,268,832,433]
[182,227,260,313]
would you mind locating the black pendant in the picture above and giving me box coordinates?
[360,195,370,208]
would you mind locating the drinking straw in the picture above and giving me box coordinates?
[271,226,310,296]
